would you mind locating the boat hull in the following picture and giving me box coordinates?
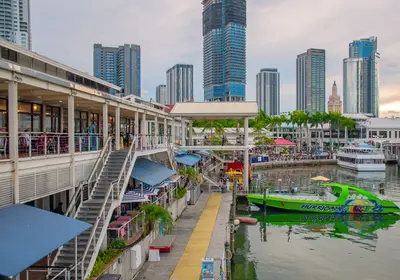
[337,160,386,172]
[247,195,400,214]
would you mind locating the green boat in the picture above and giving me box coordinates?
[247,183,400,214]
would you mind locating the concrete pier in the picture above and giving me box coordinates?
[134,189,232,280]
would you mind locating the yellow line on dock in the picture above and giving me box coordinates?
[170,193,223,280]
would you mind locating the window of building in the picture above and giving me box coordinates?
[89,113,99,133]
[18,102,42,132]
[45,106,60,132]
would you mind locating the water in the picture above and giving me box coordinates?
[233,165,400,280]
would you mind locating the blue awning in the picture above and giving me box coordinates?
[122,191,150,203]
[0,204,91,277]
[195,150,210,156]
[131,186,159,196]
[175,154,201,166]
[131,158,176,186]
[175,151,186,156]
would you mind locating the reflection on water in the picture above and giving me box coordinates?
[233,165,400,280]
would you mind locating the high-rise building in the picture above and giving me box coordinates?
[0,0,31,49]
[166,64,193,105]
[327,81,342,113]
[256,68,280,116]
[93,44,141,96]
[343,36,379,117]
[343,58,368,114]
[296,48,326,113]
[156,85,167,105]
[202,0,246,102]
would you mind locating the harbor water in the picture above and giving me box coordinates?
[233,165,400,280]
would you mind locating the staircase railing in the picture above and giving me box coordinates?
[167,142,177,170]
[79,136,138,279]
[64,137,112,218]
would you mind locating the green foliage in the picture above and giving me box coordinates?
[177,167,200,188]
[254,136,274,146]
[90,248,123,277]
[140,203,173,233]
[175,186,187,199]
[110,237,127,249]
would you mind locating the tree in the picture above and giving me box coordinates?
[340,117,356,143]
[278,115,289,138]
[177,167,201,188]
[309,113,321,147]
[254,136,274,146]
[140,203,173,233]
[328,112,342,152]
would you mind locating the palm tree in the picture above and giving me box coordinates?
[321,112,329,148]
[278,115,288,139]
[340,117,356,143]
[309,113,321,148]
[177,167,201,188]
[270,116,282,138]
[291,110,307,152]
[201,120,225,144]
[328,112,342,152]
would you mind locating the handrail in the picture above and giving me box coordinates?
[64,137,112,217]
[80,179,116,278]
[79,136,137,278]
[87,136,112,184]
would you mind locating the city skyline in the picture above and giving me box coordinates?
[256,68,280,116]
[166,64,194,104]
[203,0,247,102]
[30,0,400,115]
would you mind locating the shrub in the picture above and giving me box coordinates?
[110,238,127,249]
[175,187,187,199]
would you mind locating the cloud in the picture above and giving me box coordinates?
[31,0,400,114]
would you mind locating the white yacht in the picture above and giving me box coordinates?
[337,143,385,172]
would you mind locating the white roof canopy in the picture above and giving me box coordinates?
[169,102,258,120]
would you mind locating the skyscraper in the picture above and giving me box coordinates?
[156,85,167,105]
[296,48,326,113]
[93,44,141,96]
[166,64,193,105]
[327,81,342,113]
[343,36,379,117]
[0,0,31,49]
[202,0,246,102]
[256,68,280,116]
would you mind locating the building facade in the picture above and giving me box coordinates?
[327,81,342,113]
[93,44,141,96]
[0,0,31,49]
[256,68,280,116]
[343,36,380,117]
[296,48,326,113]
[202,0,246,102]
[166,64,193,104]
[156,84,167,105]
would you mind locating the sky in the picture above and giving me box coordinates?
[31,0,400,116]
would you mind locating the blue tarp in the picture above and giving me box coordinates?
[122,191,150,203]
[175,154,201,166]
[131,158,176,186]
[175,151,186,156]
[195,150,210,156]
[0,204,91,277]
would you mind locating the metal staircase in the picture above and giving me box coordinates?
[49,137,139,279]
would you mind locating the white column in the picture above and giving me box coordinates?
[141,112,147,148]
[8,81,19,203]
[155,115,159,145]
[163,118,167,144]
[102,103,108,140]
[189,120,193,146]
[68,95,75,191]
[172,118,176,145]
[115,106,120,150]
[181,118,186,146]
[243,117,249,192]
[134,111,139,136]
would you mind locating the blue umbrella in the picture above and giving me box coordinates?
[315,149,323,153]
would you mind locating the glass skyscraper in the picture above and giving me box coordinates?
[202,0,246,102]
[296,48,326,113]
[0,0,31,49]
[93,44,141,96]
[256,68,280,116]
[343,36,379,117]
[166,64,194,105]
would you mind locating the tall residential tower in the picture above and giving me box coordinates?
[166,64,193,105]
[0,0,31,49]
[202,0,246,102]
[93,44,141,96]
[296,48,326,113]
[156,85,167,105]
[256,68,280,116]
[343,36,379,117]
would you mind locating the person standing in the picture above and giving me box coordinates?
[54,202,64,215]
